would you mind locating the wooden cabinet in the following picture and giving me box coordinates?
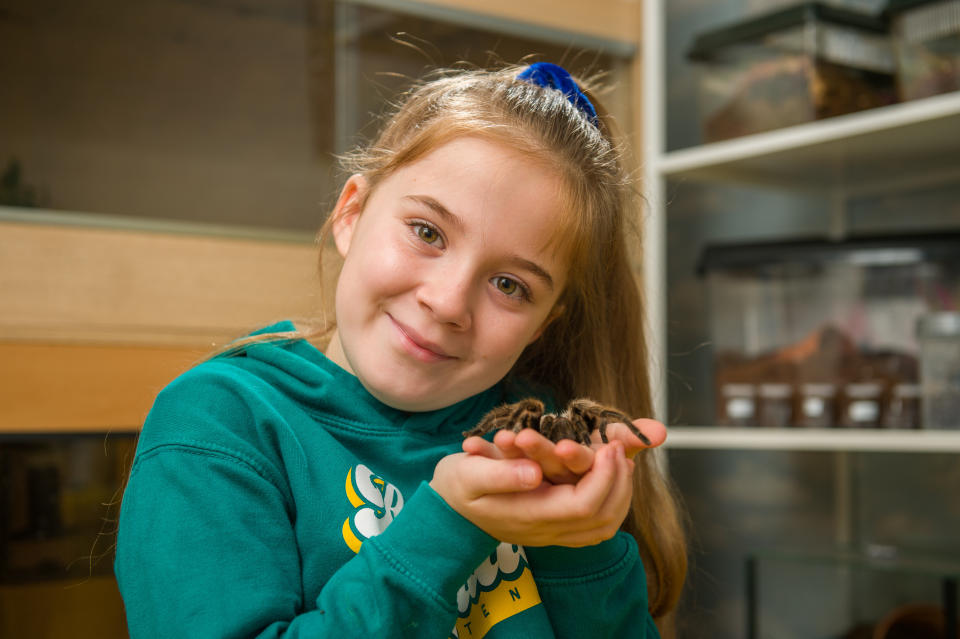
[0,217,322,432]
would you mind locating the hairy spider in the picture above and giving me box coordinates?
[463,398,651,447]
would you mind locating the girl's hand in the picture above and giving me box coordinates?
[430,442,634,547]
[462,418,665,485]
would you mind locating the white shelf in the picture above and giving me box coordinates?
[655,91,960,189]
[665,427,960,453]
[641,0,960,455]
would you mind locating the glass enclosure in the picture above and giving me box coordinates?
[0,434,137,637]
[670,448,960,639]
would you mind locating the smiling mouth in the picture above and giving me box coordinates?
[388,315,457,362]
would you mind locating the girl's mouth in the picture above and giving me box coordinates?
[388,315,456,363]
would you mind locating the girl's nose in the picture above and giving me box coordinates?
[417,269,473,330]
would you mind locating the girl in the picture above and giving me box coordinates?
[115,63,687,638]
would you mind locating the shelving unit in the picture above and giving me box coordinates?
[641,0,960,449]
[642,4,960,634]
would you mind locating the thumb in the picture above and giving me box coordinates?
[437,453,542,499]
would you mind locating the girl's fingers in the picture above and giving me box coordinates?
[462,435,505,458]
[541,443,619,523]
[595,443,635,526]
[551,438,595,475]
[632,418,667,447]
[592,419,667,457]
[434,443,636,547]
[525,443,631,542]
[436,452,542,499]
[490,429,530,460]
[513,428,593,484]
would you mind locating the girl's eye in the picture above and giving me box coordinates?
[492,276,529,301]
[413,223,441,245]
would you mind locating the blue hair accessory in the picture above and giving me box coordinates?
[517,62,599,127]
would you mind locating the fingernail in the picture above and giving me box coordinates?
[518,465,537,487]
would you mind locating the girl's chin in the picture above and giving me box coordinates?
[359,374,496,412]
[357,377,458,412]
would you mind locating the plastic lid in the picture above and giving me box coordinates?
[759,383,793,398]
[917,312,960,338]
[722,383,756,396]
[892,383,922,397]
[697,232,960,276]
[802,383,838,396]
[688,1,890,61]
[884,0,945,15]
[845,382,884,397]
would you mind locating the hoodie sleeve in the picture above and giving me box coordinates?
[115,370,500,638]
[525,534,661,638]
[117,445,499,638]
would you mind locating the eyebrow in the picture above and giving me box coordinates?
[509,255,556,292]
[402,194,556,292]
[403,195,464,233]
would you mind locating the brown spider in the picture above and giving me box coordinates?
[463,398,651,447]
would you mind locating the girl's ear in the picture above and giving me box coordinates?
[331,175,369,258]
[527,304,565,345]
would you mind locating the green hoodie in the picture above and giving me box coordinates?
[116,321,658,638]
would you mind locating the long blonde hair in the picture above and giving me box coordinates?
[286,65,688,620]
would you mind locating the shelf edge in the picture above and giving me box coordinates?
[664,427,960,453]
[655,91,960,177]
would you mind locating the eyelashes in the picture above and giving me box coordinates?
[407,220,532,302]
[491,276,532,302]
[411,221,442,246]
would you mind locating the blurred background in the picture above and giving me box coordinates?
[0,0,958,637]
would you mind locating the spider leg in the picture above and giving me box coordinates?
[509,399,546,433]
[611,414,651,446]
[566,399,651,446]
[462,399,544,438]
[462,403,513,438]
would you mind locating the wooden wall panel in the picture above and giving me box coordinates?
[0,342,204,432]
[418,0,641,43]
[0,221,329,346]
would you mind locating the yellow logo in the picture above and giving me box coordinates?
[341,464,542,637]
[341,464,405,553]
[453,544,542,638]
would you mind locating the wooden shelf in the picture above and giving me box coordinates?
[655,91,960,190]
[664,427,960,453]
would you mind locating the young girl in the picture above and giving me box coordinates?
[115,63,687,638]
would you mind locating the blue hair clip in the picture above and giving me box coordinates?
[517,62,599,127]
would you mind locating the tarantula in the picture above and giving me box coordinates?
[463,398,650,447]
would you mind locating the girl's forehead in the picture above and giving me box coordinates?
[365,133,583,260]
[376,137,575,279]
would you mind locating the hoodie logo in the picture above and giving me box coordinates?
[452,544,541,638]
[341,463,542,638]
[341,463,405,553]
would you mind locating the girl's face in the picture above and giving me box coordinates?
[325,136,569,412]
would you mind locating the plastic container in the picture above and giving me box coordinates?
[882,382,922,428]
[887,0,960,100]
[719,383,758,426]
[758,383,795,427]
[687,2,897,141]
[699,233,960,427]
[839,381,885,427]
[798,382,839,427]
[916,312,960,428]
